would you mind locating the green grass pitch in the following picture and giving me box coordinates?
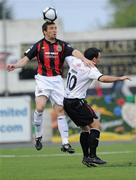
[0,142,136,180]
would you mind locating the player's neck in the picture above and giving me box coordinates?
[44,37,56,43]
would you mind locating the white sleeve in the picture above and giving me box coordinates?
[65,56,74,67]
[88,67,103,80]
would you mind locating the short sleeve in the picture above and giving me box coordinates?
[88,67,103,80]
[24,43,38,60]
[63,42,74,58]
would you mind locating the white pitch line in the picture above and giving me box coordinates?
[0,151,134,158]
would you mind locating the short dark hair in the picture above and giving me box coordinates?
[42,21,55,32]
[84,47,101,60]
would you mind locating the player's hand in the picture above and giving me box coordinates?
[120,76,131,81]
[82,58,95,67]
[6,64,16,71]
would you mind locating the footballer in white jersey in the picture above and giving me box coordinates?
[63,47,130,167]
[65,56,103,99]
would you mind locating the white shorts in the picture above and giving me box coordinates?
[35,74,64,106]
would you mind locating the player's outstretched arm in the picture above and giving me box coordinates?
[99,75,131,83]
[72,49,95,67]
[7,56,29,72]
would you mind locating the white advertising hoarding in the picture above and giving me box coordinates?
[0,96,31,143]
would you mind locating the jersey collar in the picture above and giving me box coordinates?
[44,37,58,45]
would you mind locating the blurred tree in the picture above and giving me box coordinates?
[0,0,13,19]
[109,0,136,27]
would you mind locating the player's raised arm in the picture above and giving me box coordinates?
[98,75,131,83]
[7,56,29,72]
[72,49,95,67]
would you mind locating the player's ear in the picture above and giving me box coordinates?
[92,58,97,65]
[92,57,96,62]
[43,30,46,36]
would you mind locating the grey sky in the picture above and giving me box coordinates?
[7,0,112,32]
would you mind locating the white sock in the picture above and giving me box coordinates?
[33,110,43,138]
[57,115,69,145]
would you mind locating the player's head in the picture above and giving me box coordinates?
[42,21,57,40]
[84,47,101,64]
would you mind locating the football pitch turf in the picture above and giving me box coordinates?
[0,142,136,180]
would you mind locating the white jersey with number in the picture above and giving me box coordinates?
[64,56,103,99]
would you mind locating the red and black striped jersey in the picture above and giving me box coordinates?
[24,38,74,76]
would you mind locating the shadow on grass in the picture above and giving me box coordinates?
[99,161,136,168]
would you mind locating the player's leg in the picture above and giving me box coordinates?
[34,74,51,150]
[88,119,106,164]
[63,98,96,167]
[34,95,48,150]
[88,119,101,158]
[80,126,90,158]
[51,77,75,153]
[80,126,97,167]
[54,104,75,153]
[80,100,106,164]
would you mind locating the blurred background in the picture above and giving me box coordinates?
[0,0,136,144]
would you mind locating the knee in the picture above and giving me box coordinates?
[96,120,101,129]
[35,96,47,112]
[81,126,90,132]
[55,105,65,116]
[36,103,45,112]
[90,120,101,130]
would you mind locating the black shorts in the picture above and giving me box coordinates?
[63,98,98,127]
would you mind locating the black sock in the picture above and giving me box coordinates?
[80,132,89,157]
[88,129,100,158]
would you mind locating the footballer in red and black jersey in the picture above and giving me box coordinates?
[24,38,74,76]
